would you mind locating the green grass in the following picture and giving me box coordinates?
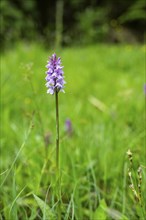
[0,43,145,220]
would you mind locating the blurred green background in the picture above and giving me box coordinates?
[0,0,145,49]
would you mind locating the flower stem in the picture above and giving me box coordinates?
[55,91,59,169]
[55,91,61,219]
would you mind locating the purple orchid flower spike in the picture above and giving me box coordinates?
[45,53,66,95]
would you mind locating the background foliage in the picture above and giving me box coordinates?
[0,0,145,48]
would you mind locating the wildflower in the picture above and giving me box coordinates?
[65,118,73,136]
[45,53,66,95]
[144,84,146,95]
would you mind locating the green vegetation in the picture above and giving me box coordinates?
[0,43,145,219]
[1,0,145,48]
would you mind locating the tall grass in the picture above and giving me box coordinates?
[0,43,145,219]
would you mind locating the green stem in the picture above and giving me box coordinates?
[55,91,61,219]
[55,91,59,169]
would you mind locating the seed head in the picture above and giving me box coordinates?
[127,149,133,165]
[127,149,132,157]
[137,166,142,175]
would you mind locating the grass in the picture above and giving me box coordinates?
[0,43,145,220]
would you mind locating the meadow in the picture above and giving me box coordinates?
[0,43,145,220]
